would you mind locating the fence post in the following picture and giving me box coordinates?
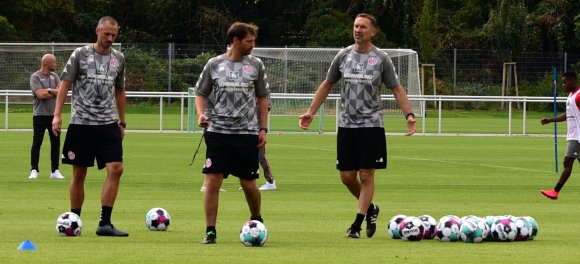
[187,87,196,133]
[180,95,184,132]
[4,94,8,130]
[160,96,164,132]
[167,42,174,104]
[508,100,512,135]
[438,97,442,134]
[522,99,527,135]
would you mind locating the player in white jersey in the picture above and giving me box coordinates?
[195,22,270,244]
[299,13,416,239]
[541,71,580,200]
[52,16,128,236]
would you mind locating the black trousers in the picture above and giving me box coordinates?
[31,115,60,172]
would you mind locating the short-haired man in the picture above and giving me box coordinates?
[29,53,65,180]
[299,13,416,238]
[52,16,128,236]
[541,71,580,200]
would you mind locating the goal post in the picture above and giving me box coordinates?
[254,47,423,133]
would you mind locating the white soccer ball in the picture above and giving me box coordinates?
[491,217,517,242]
[240,220,267,246]
[513,216,533,241]
[419,215,437,239]
[460,215,478,224]
[399,216,424,241]
[522,216,538,240]
[146,208,171,231]
[459,217,488,243]
[387,214,407,239]
[483,216,497,240]
[56,212,82,236]
[435,215,461,242]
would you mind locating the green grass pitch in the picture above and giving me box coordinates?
[1,131,579,263]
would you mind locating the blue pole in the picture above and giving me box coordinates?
[553,66,558,173]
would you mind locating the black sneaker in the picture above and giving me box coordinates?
[201,231,216,244]
[250,216,264,223]
[366,203,380,238]
[345,225,361,238]
[95,224,129,237]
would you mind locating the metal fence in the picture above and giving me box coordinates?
[1,90,566,136]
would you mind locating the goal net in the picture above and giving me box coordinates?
[0,43,121,93]
[188,47,422,133]
[251,47,423,131]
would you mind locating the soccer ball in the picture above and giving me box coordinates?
[512,217,533,241]
[399,216,424,241]
[491,217,517,242]
[522,216,538,240]
[387,214,407,239]
[145,208,171,231]
[240,220,267,246]
[459,217,488,243]
[56,212,82,236]
[483,216,497,240]
[483,216,496,229]
[419,215,437,239]
[435,215,461,242]
[460,215,479,224]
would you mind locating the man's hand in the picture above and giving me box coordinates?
[52,116,62,136]
[298,113,313,130]
[405,116,416,136]
[198,114,209,128]
[541,118,551,125]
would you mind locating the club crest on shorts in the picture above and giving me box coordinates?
[67,151,76,160]
[204,158,212,168]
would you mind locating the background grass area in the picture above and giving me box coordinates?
[1,130,579,263]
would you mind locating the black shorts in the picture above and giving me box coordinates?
[62,123,123,170]
[337,127,387,171]
[202,132,259,180]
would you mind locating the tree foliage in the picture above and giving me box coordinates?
[483,0,529,61]
[0,0,579,54]
[413,0,445,63]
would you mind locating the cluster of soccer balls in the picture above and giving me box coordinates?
[56,208,268,246]
[387,214,538,243]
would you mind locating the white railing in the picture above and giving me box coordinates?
[1,90,565,135]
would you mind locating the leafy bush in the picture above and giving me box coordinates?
[171,52,215,92]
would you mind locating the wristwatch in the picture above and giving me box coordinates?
[47,88,53,95]
[259,127,268,133]
[119,122,127,128]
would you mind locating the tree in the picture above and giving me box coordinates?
[305,8,353,47]
[483,0,529,61]
[413,0,445,62]
[443,0,493,49]
[0,16,18,40]
[526,0,577,52]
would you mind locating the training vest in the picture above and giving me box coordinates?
[566,88,580,141]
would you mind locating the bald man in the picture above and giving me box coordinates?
[29,54,65,180]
